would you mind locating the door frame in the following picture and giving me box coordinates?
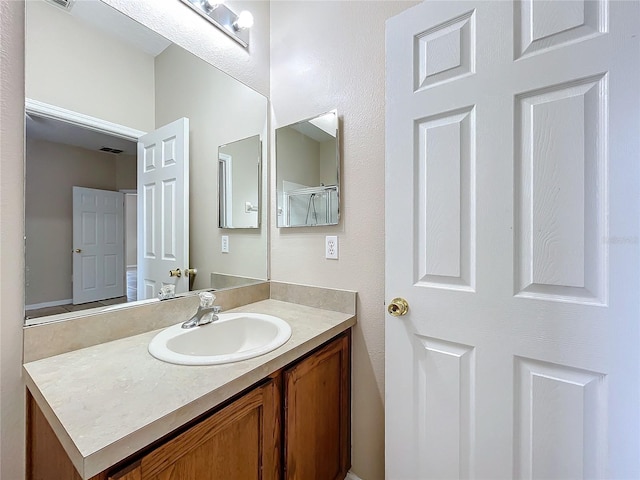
[218,152,233,227]
[25,99,146,141]
[121,189,138,270]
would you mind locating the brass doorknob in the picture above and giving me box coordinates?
[169,268,182,278]
[74,249,82,253]
[184,268,197,276]
[387,297,409,316]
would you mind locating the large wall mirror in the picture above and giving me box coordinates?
[24,0,268,324]
[275,111,340,227]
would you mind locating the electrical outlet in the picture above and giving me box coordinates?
[325,236,338,259]
[221,235,229,253]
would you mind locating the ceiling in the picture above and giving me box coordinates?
[26,114,138,155]
[66,0,171,56]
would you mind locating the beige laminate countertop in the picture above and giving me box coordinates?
[23,299,356,479]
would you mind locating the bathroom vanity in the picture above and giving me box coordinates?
[24,285,356,480]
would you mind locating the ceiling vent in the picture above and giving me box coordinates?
[45,0,75,11]
[99,147,124,154]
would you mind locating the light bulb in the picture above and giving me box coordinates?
[201,0,219,11]
[233,10,254,30]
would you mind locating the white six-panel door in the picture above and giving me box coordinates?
[137,118,189,300]
[385,1,639,478]
[72,186,125,304]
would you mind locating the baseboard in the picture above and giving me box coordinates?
[345,472,363,480]
[25,299,72,310]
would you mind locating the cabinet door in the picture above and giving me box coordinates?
[135,377,280,480]
[283,333,351,480]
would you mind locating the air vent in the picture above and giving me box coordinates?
[99,147,124,154]
[45,0,75,11]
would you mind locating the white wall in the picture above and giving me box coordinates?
[0,2,26,478]
[270,2,418,479]
[26,0,156,132]
[1,1,270,477]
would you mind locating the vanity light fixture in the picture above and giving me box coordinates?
[179,0,253,48]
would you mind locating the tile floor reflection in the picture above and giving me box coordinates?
[26,268,137,320]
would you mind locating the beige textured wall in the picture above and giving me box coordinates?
[25,0,156,132]
[0,1,26,478]
[25,140,120,306]
[270,2,418,479]
[155,44,268,287]
[115,154,137,191]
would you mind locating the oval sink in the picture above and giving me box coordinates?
[148,313,292,365]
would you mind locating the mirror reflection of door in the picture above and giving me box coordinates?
[137,118,190,300]
[72,187,125,305]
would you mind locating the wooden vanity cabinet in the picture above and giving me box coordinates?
[283,333,351,480]
[28,331,351,480]
[109,376,281,480]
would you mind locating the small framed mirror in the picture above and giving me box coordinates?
[276,110,339,227]
[218,135,262,229]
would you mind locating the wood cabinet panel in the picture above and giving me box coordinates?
[140,377,280,480]
[283,333,351,480]
[27,392,108,480]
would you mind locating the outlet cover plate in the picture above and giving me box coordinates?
[325,235,338,259]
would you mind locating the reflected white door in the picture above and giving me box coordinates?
[72,186,125,304]
[385,1,640,478]
[137,118,189,300]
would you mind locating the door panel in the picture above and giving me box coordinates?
[416,106,475,290]
[137,118,189,300]
[386,1,639,478]
[72,186,125,304]
[514,357,606,479]
[515,75,607,304]
[415,336,475,479]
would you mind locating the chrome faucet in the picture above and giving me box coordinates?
[182,292,222,329]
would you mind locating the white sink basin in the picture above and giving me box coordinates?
[148,313,292,365]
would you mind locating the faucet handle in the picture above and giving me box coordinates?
[198,291,215,307]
